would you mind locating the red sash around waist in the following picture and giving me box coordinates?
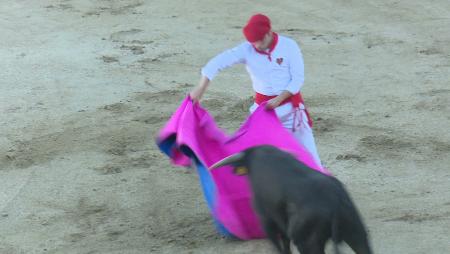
[254,92,304,107]
[254,92,313,127]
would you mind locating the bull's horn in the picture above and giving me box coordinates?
[209,152,245,170]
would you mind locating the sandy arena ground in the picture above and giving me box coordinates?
[1,1,449,253]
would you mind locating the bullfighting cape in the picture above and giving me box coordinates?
[156,96,329,240]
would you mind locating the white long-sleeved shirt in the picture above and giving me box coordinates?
[201,35,304,96]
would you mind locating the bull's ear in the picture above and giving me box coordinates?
[233,166,248,176]
[209,152,245,170]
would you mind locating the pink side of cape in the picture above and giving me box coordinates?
[157,96,330,239]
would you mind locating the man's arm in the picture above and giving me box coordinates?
[266,40,304,109]
[190,76,210,102]
[189,43,247,103]
[285,40,305,95]
[265,90,292,109]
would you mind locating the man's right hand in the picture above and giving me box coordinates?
[189,76,210,103]
[189,86,204,103]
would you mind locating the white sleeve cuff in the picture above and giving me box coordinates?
[285,84,301,95]
[201,67,215,81]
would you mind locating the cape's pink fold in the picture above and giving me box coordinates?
[157,96,330,239]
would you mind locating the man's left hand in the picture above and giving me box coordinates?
[265,97,282,110]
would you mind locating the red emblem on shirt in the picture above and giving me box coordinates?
[276,57,283,65]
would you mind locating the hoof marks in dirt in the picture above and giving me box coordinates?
[110,29,143,42]
[101,103,131,114]
[133,90,186,104]
[314,117,338,134]
[132,115,168,125]
[384,212,449,223]
[359,135,415,152]
[414,89,450,112]
[95,165,122,175]
[336,153,366,162]
[101,56,119,63]
[120,44,145,55]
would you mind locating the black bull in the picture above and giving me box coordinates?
[210,145,373,254]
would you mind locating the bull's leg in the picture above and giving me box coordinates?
[292,235,327,254]
[294,242,325,254]
[292,232,327,254]
[280,232,292,254]
[290,216,328,254]
[294,240,307,254]
[345,235,372,254]
[342,220,372,254]
[261,218,284,253]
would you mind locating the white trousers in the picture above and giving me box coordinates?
[250,102,323,167]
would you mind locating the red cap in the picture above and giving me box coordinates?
[243,14,271,42]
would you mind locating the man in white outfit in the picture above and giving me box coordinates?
[189,13,323,167]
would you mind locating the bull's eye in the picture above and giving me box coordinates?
[234,166,248,175]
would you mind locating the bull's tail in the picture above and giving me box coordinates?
[332,214,341,254]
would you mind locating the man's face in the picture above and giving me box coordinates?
[251,32,272,51]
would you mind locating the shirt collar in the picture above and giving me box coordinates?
[252,32,279,61]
